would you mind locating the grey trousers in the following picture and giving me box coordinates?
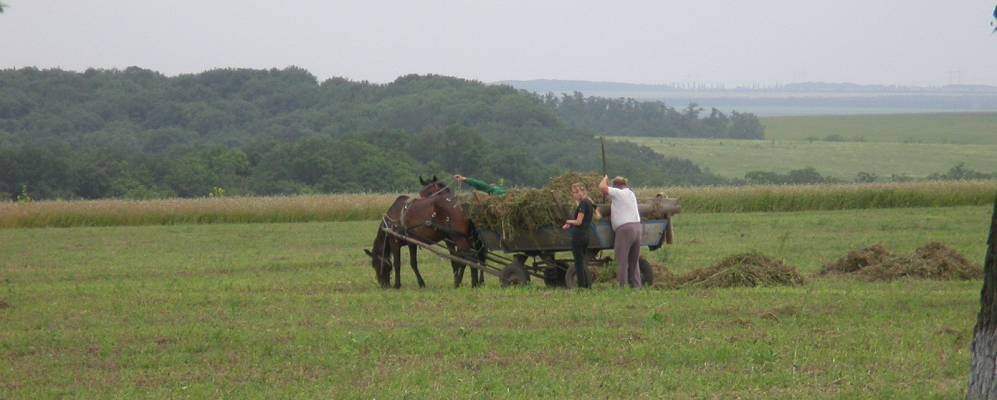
[614,222,642,288]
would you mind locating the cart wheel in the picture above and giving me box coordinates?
[639,258,655,287]
[500,261,530,287]
[564,264,593,289]
[542,262,567,287]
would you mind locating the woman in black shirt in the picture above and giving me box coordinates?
[562,182,594,288]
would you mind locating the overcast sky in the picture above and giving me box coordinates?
[2,0,996,86]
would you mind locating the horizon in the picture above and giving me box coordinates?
[6,65,997,91]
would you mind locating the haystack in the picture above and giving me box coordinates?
[858,241,983,281]
[676,253,805,289]
[820,244,893,275]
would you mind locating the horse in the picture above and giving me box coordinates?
[364,176,483,288]
[417,175,484,287]
[364,195,426,288]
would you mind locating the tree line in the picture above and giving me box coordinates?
[542,92,765,139]
[0,67,731,200]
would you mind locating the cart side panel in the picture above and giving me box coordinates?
[478,219,670,253]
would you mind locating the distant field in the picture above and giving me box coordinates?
[760,112,997,144]
[3,181,996,228]
[620,136,997,180]
[0,205,990,397]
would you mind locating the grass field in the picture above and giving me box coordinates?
[620,136,997,180]
[760,112,997,144]
[1,205,991,398]
[618,112,997,181]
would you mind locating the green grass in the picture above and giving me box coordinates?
[1,205,991,398]
[760,112,997,144]
[620,136,997,180]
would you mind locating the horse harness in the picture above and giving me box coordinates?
[386,192,467,239]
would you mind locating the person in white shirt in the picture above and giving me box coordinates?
[599,175,642,288]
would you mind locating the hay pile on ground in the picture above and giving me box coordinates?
[589,259,675,288]
[675,253,805,289]
[820,244,893,275]
[857,242,983,281]
[647,261,677,289]
[465,172,603,236]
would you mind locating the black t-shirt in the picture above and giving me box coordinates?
[571,199,594,242]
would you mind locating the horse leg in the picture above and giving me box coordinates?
[475,245,487,287]
[464,249,480,288]
[447,243,465,288]
[392,240,402,289]
[409,244,425,288]
[453,260,466,288]
[378,251,390,289]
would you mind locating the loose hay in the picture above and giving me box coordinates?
[820,243,893,275]
[589,258,675,287]
[676,253,805,289]
[648,261,677,289]
[858,241,983,281]
[465,172,603,236]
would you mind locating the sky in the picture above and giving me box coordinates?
[2,0,996,86]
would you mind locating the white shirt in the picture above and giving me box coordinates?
[607,186,641,230]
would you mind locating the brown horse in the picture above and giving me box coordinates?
[364,195,426,288]
[417,176,484,287]
[364,176,483,288]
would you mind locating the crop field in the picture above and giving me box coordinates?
[0,204,991,398]
[620,136,997,180]
[3,180,996,228]
[760,112,997,144]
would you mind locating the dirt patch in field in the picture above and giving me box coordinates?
[822,242,982,281]
[858,242,983,281]
[820,244,893,275]
[675,253,806,289]
[0,299,10,309]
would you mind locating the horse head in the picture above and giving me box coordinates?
[366,232,392,288]
[419,175,449,198]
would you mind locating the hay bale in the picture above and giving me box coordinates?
[858,241,983,281]
[820,243,893,275]
[676,253,805,289]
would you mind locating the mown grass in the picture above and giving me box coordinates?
[2,181,995,228]
[620,136,997,180]
[760,112,997,144]
[0,205,991,398]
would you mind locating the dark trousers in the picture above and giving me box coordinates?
[571,239,591,288]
